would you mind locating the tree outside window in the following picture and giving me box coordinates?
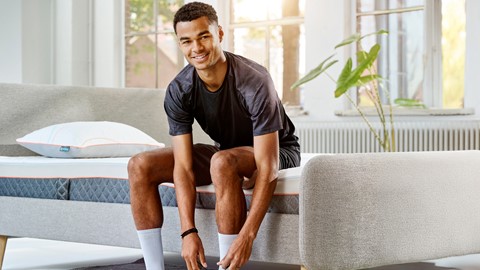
[125,0,184,89]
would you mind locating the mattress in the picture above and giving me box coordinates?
[0,153,316,214]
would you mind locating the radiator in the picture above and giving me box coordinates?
[295,120,480,153]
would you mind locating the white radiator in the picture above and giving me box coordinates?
[295,120,480,153]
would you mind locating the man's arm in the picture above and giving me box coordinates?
[172,134,208,269]
[218,131,279,269]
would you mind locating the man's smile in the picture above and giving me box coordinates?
[192,53,208,61]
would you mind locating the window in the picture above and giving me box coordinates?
[125,0,184,89]
[229,0,305,107]
[354,0,465,109]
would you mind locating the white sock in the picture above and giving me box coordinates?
[137,228,165,270]
[218,233,238,270]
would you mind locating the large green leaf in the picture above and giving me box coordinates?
[356,44,380,72]
[290,54,338,90]
[356,50,368,65]
[335,44,380,97]
[334,58,353,97]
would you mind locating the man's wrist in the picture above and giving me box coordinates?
[181,227,198,239]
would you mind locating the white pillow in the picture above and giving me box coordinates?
[16,121,165,158]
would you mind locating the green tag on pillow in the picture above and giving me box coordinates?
[59,146,70,152]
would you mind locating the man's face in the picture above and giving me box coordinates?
[176,16,224,71]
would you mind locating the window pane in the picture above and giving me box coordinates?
[157,0,182,32]
[357,11,424,106]
[232,0,281,22]
[442,0,465,108]
[157,33,184,89]
[230,0,304,106]
[269,26,284,98]
[232,27,267,67]
[279,24,304,105]
[125,35,156,88]
[126,0,154,33]
[232,0,304,23]
[357,0,424,13]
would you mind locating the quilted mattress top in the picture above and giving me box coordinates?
[0,153,317,213]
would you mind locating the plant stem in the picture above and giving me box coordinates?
[345,93,383,147]
[383,83,396,152]
[369,65,390,151]
[326,72,337,84]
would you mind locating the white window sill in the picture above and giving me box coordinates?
[335,107,475,117]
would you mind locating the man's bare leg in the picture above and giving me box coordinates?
[210,147,256,269]
[128,147,175,270]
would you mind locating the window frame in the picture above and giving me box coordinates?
[123,0,184,89]
[350,0,448,110]
[226,0,305,106]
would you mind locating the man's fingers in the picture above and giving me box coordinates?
[217,253,235,270]
[216,257,230,269]
[186,258,194,270]
[198,250,208,268]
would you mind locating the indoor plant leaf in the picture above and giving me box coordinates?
[356,50,367,65]
[334,33,361,49]
[360,29,389,40]
[290,54,338,90]
[355,75,382,86]
[334,58,353,97]
[394,98,427,108]
[335,44,380,97]
[335,29,388,49]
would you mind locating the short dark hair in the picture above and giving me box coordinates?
[173,2,218,34]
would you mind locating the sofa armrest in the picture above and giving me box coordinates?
[299,150,480,270]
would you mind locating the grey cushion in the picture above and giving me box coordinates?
[0,83,170,153]
[300,150,480,270]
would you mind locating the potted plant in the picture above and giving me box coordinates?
[291,30,425,152]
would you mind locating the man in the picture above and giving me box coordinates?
[128,2,300,270]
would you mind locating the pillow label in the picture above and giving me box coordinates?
[59,146,71,152]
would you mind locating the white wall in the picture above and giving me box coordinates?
[0,1,31,83]
[22,0,52,84]
[301,0,348,120]
[464,0,480,111]
[54,0,73,85]
[0,0,122,87]
[94,0,122,87]
[57,0,125,87]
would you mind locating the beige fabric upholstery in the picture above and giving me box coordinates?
[300,151,480,269]
[0,83,211,156]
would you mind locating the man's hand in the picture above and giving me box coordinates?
[182,233,207,270]
[216,233,254,269]
[242,170,257,190]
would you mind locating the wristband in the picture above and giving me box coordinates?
[181,227,198,239]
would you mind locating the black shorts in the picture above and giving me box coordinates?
[192,143,301,186]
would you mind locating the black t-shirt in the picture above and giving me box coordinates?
[164,51,299,150]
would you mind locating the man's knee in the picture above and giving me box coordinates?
[128,149,174,185]
[210,151,240,187]
[128,152,152,182]
[210,151,236,172]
